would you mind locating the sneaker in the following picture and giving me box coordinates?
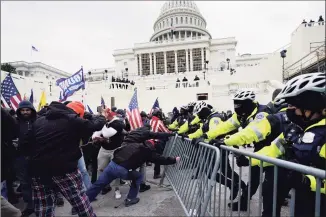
[125,198,140,207]
[153,174,162,179]
[139,183,151,193]
[56,197,64,207]
[101,185,112,195]
[21,208,34,217]
[71,207,77,215]
[115,190,122,199]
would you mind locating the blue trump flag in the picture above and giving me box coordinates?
[29,89,34,103]
[56,68,85,101]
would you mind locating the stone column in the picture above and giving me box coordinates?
[175,50,178,73]
[139,54,143,76]
[153,52,157,74]
[178,31,180,39]
[186,49,189,72]
[191,31,193,38]
[164,51,167,74]
[190,49,193,71]
[201,48,205,70]
[149,53,153,75]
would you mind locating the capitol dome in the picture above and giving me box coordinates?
[150,1,211,42]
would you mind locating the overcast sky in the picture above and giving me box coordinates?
[1,1,324,74]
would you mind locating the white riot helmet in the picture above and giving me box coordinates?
[273,97,285,106]
[187,102,196,107]
[275,72,325,101]
[232,90,256,101]
[193,101,208,114]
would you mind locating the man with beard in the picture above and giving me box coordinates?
[14,100,37,216]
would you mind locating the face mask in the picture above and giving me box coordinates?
[286,108,321,129]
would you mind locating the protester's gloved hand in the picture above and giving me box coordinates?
[83,112,93,120]
[236,155,250,167]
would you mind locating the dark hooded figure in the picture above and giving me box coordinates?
[14,100,37,216]
[171,107,180,123]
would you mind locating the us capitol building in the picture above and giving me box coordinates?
[2,1,325,112]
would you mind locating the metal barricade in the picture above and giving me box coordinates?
[160,136,221,217]
[215,145,326,217]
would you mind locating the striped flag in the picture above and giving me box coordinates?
[101,96,105,108]
[126,89,143,130]
[1,74,22,110]
[29,89,34,103]
[150,116,170,133]
[87,105,93,114]
[32,45,39,52]
[149,97,160,115]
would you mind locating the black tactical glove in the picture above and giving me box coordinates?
[236,155,250,167]
[209,138,225,148]
[83,112,93,120]
[180,133,188,141]
[192,137,205,148]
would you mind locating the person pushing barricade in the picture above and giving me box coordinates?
[86,124,180,207]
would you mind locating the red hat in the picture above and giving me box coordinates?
[67,101,85,118]
[147,139,155,146]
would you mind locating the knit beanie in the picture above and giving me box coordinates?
[67,101,85,118]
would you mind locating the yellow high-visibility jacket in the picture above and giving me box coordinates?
[251,119,326,193]
[188,113,222,140]
[224,108,288,147]
[206,105,269,141]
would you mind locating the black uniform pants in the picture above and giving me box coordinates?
[82,145,100,183]
[262,166,326,217]
[215,151,242,189]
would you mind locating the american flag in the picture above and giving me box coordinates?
[126,90,143,130]
[150,116,170,133]
[149,97,160,115]
[32,46,39,52]
[101,96,105,108]
[1,74,22,110]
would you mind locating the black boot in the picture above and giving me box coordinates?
[56,197,64,207]
[228,193,248,211]
[229,180,246,200]
[21,208,34,217]
[153,174,162,179]
[125,198,140,207]
[101,185,112,195]
[139,183,151,192]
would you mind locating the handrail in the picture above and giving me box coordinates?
[284,43,325,73]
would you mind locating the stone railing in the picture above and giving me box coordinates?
[144,80,208,90]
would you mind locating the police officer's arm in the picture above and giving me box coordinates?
[188,125,203,139]
[177,121,189,134]
[168,120,179,130]
[224,112,271,146]
[206,113,240,141]
[190,115,201,126]
[250,133,285,167]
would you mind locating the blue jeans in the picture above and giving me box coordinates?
[78,156,91,190]
[1,181,8,199]
[14,157,33,209]
[86,161,143,202]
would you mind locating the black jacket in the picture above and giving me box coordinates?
[1,108,18,181]
[112,126,176,170]
[22,102,106,177]
[16,100,37,156]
